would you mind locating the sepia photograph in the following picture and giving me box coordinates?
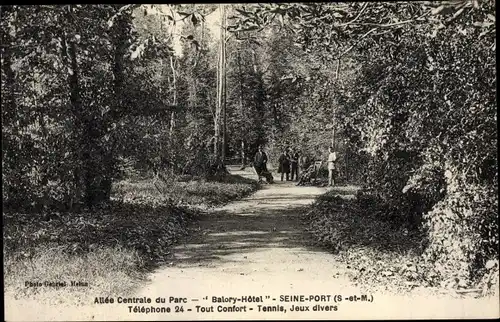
[2,2,498,320]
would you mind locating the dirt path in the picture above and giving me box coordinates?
[5,167,498,320]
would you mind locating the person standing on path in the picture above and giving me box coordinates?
[278,147,291,181]
[327,146,337,186]
[290,148,300,181]
[253,145,268,183]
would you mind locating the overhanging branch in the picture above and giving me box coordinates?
[338,2,369,27]
[335,27,379,60]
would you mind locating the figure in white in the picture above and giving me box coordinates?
[327,146,337,187]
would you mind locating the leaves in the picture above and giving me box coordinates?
[250,0,498,294]
[234,8,252,17]
[304,190,436,293]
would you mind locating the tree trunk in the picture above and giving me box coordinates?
[240,140,246,169]
[214,43,221,157]
[331,110,336,149]
[169,55,177,138]
[222,32,227,162]
[61,9,86,208]
[345,142,349,182]
[332,59,341,149]
[251,49,266,146]
[214,4,226,161]
[1,6,22,205]
[273,102,279,128]
[97,8,130,205]
[235,46,247,170]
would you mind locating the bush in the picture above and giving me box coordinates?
[423,178,498,286]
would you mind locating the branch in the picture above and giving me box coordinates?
[345,9,431,29]
[371,29,395,37]
[336,27,379,59]
[338,2,369,27]
[350,19,416,28]
[261,62,272,76]
[444,7,466,25]
[335,59,341,80]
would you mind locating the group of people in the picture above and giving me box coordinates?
[253,145,338,186]
[277,147,302,181]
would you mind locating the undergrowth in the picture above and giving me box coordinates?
[113,173,259,208]
[3,173,259,305]
[303,189,499,298]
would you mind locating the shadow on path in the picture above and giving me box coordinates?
[165,167,336,268]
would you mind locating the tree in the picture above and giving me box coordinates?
[227,1,497,284]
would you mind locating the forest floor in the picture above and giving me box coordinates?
[5,167,498,320]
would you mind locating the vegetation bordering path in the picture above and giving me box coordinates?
[3,173,259,306]
[303,188,499,298]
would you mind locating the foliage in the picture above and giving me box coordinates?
[304,189,430,294]
[3,172,258,262]
[422,179,498,285]
[305,188,497,296]
[339,1,497,286]
[1,4,227,212]
[113,174,259,208]
[4,172,258,302]
[227,1,497,288]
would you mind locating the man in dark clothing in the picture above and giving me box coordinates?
[290,148,300,181]
[254,145,268,183]
[278,148,291,181]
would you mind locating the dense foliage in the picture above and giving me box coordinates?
[229,1,497,288]
[1,5,221,211]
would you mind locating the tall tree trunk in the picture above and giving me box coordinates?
[331,110,336,149]
[97,8,130,205]
[332,59,341,149]
[345,143,349,182]
[33,76,49,188]
[237,49,246,169]
[1,5,22,204]
[61,7,86,208]
[214,3,225,161]
[240,140,246,169]
[214,43,221,157]
[251,49,266,146]
[273,102,279,128]
[331,126,335,148]
[169,55,177,138]
[222,9,227,162]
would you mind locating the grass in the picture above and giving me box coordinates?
[4,246,144,306]
[4,172,259,306]
[113,173,259,208]
[303,189,450,296]
[304,188,499,298]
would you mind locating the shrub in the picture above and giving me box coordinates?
[423,176,498,286]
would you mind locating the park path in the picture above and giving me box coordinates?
[91,167,497,320]
[126,166,363,320]
[5,167,497,320]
